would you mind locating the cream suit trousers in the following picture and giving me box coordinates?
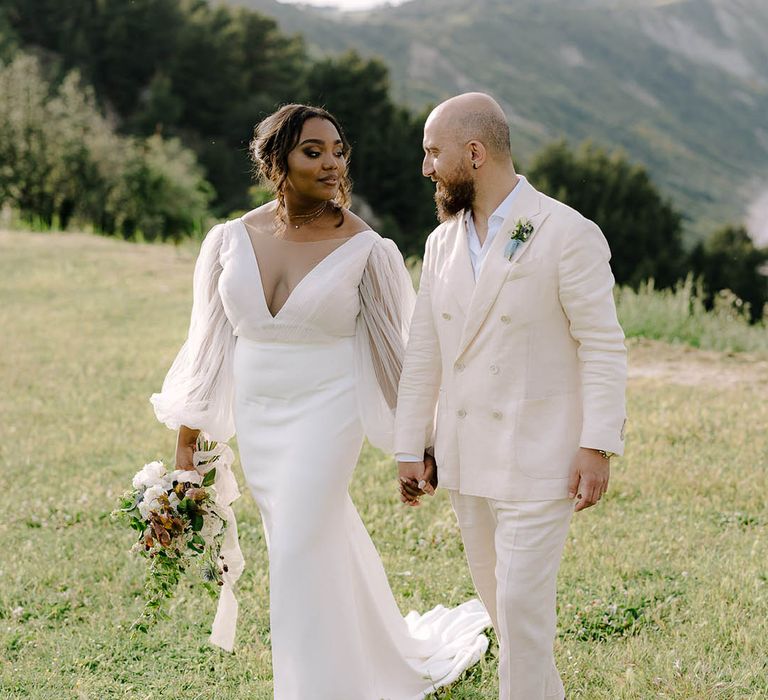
[449,491,574,700]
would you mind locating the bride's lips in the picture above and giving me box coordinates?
[318,177,338,187]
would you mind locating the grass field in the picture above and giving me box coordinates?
[1,231,767,699]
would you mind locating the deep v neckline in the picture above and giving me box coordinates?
[237,219,371,320]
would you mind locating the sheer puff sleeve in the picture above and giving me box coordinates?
[150,223,236,442]
[354,237,417,454]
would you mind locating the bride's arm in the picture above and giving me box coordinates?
[394,233,441,459]
[354,238,416,453]
[150,223,237,462]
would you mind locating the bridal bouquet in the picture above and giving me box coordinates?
[113,436,235,633]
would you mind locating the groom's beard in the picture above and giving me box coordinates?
[434,164,475,223]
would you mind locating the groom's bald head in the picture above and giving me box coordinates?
[423,92,516,221]
[426,92,511,161]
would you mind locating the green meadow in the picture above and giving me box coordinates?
[1,230,766,699]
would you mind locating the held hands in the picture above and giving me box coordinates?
[397,452,438,507]
[568,447,610,512]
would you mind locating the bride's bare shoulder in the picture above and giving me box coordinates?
[337,208,375,237]
[240,201,278,235]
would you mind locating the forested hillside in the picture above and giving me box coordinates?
[236,0,768,242]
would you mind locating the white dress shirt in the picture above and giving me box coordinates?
[397,178,524,463]
[465,176,524,279]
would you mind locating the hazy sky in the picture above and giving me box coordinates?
[277,0,409,10]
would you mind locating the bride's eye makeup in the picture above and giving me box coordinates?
[303,148,345,159]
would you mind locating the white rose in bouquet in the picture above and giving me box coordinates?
[132,460,166,490]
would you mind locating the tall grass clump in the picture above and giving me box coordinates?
[616,275,768,354]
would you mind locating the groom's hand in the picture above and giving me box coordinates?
[568,447,610,512]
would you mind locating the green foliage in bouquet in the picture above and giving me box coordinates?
[111,437,228,633]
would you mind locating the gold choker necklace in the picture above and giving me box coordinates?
[287,202,328,229]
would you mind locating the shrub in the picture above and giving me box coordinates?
[0,53,213,239]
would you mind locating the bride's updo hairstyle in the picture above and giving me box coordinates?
[250,104,352,230]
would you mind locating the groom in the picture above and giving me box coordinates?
[394,93,627,700]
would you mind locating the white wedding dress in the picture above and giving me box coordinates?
[151,219,490,700]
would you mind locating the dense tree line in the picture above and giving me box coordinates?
[1,0,765,316]
[1,0,432,250]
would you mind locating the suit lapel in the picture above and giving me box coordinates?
[456,179,547,359]
[444,214,475,316]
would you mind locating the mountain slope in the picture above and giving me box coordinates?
[229,0,768,242]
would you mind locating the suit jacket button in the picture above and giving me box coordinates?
[457,409,467,418]
[492,410,503,420]
[455,361,465,372]
[500,315,511,323]
[489,364,499,375]
[442,312,452,320]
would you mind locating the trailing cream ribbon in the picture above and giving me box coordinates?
[194,439,245,652]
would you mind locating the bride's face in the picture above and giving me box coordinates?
[285,118,347,202]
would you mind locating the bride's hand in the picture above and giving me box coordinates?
[175,426,200,471]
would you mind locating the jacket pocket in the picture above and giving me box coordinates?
[504,257,542,282]
[514,392,581,479]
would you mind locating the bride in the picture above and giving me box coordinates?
[151,103,489,699]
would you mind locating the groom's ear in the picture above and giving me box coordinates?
[467,140,487,171]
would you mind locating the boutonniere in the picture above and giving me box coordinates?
[504,218,534,260]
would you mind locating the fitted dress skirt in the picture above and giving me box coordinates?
[233,335,489,700]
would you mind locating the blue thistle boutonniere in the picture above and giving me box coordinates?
[504,218,534,260]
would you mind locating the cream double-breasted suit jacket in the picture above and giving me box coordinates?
[395,178,627,501]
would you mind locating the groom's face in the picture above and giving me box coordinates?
[423,120,475,222]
